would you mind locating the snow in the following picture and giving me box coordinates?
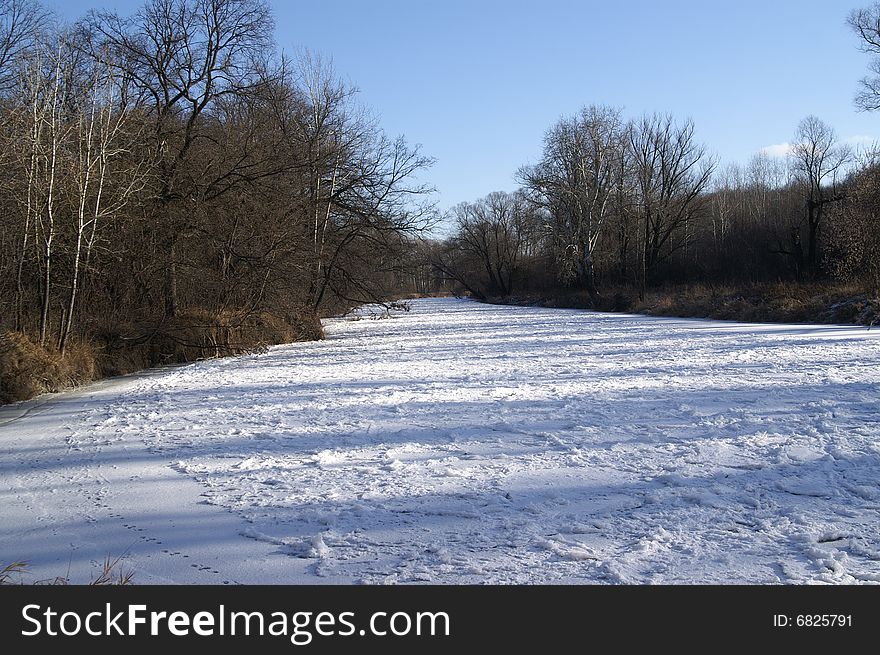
[1,296,880,584]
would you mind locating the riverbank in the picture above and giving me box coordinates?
[0,310,324,405]
[487,282,880,327]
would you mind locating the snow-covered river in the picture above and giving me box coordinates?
[2,297,879,584]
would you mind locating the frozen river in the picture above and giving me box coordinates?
[2,297,879,584]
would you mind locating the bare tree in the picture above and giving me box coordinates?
[85,0,275,318]
[309,131,435,310]
[7,44,46,331]
[0,0,49,94]
[520,105,627,297]
[290,51,362,305]
[59,50,147,355]
[849,4,880,111]
[629,114,714,295]
[14,37,72,345]
[434,191,534,299]
[788,116,851,277]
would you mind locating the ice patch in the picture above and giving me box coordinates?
[535,536,599,562]
[776,478,833,498]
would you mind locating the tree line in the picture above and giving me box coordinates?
[0,0,433,368]
[432,6,880,304]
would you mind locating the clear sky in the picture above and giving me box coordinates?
[53,0,879,217]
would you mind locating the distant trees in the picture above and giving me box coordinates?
[830,159,880,290]
[442,109,716,300]
[703,154,799,282]
[433,191,537,299]
[436,106,877,301]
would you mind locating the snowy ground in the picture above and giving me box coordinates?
[2,297,880,584]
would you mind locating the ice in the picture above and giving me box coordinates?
[1,297,880,584]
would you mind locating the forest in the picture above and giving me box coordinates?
[1,0,880,404]
[0,0,433,402]
[428,111,880,318]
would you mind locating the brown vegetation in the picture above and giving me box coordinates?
[0,557,134,585]
[0,309,323,405]
[0,331,95,404]
[492,282,880,327]
[0,1,433,404]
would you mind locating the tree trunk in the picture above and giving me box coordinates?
[59,229,84,356]
[164,238,179,318]
[38,235,51,346]
[14,227,29,332]
[639,212,650,300]
[807,201,821,278]
[583,252,599,301]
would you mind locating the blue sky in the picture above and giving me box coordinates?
[55,0,878,216]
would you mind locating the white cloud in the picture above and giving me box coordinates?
[756,135,877,161]
[758,142,792,158]
[844,135,877,147]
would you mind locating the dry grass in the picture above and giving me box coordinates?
[2,308,324,405]
[632,282,879,325]
[0,332,97,405]
[0,557,134,585]
[495,281,880,326]
[0,561,30,584]
[88,555,135,586]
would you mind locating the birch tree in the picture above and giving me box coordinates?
[59,53,146,354]
[521,105,627,297]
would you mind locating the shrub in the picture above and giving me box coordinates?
[0,332,96,404]
[2,308,324,405]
